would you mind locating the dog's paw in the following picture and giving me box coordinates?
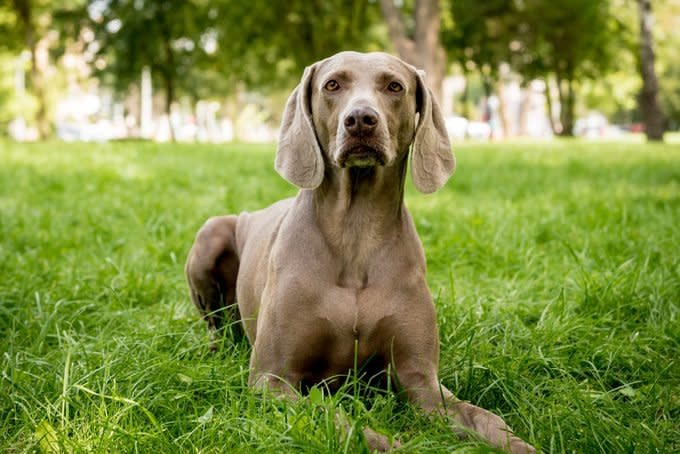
[362,427,400,452]
[508,437,537,454]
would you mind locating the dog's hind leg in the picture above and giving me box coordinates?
[185,215,243,350]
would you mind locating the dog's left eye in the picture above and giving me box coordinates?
[387,81,403,92]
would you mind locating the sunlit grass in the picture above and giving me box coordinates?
[1,139,679,452]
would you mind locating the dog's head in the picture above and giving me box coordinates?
[276,51,455,193]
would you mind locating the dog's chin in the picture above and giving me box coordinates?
[337,145,387,168]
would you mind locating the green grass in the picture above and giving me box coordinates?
[1,139,679,453]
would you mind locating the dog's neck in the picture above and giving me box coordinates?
[301,155,408,287]
[314,156,406,224]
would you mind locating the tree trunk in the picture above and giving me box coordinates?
[378,0,416,62]
[481,75,493,126]
[555,70,574,136]
[12,0,49,139]
[414,0,445,102]
[30,40,49,139]
[517,82,531,137]
[162,34,176,142]
[637,0,665,141]
[544,78,558,135]
[226,84,246,142]
[563,77,575,136]
[555,70,565,135]
[460,67,470,119]
[497,79,511,138]
[379,0,446,103]
[163,71,176,142]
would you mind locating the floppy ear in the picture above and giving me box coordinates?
[411,70,455,193]
[275,64,325,189]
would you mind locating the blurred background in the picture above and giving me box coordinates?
[0,0,678,143]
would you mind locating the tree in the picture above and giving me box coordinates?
[10,0,50,138]
[636,0,664,141]
[90,0,384,139]
[653,0,680,130]
[379,0,446,102]
[514,0,616,136]
[442,0,518,123]
[91,0,215,141]
[209,0,382,91]
[1,0,87,138]
[3,0,85,138]
[196,0,385,137]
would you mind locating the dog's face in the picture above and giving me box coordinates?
[276,51,455,193]
[309,52,417,169]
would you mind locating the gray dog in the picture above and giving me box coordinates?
[186,51,535,453]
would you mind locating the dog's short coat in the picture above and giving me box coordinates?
[186,51,535,453]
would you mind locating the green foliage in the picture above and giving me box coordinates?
[91,0,215,103]
[0,53,39,127]
[1,140,679,452]
[1,0,88,72]
[442,0,626,133]
[656,1,680,129]
[660,59,680,129]
[580,70,641,124]
[515,0,616,79]
[90,0,385,102]
[0,3,22,53]
[211,0,384,90]
[443,0,517,78]
[516,0,620,134]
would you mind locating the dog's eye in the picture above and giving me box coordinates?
[324,80,340,91]
[387,81,403,93]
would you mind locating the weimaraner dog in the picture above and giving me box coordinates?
[186,51,535,453]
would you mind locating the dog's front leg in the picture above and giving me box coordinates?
[250,374,399,451]
[248,351,398,452]
[396,365,536,453]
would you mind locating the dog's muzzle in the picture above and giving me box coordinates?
[337,144,387,168]
[337,106,389,168]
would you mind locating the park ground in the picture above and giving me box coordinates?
[1,139,679,452]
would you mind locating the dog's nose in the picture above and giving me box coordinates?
[344,107,379,136]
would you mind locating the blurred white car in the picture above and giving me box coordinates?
[445,115,492,140]
[56,119,126,142]
[574,113,608,138]
[445,116,468,140]
[467,121,492,140]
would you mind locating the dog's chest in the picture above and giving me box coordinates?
[307,285,394,371]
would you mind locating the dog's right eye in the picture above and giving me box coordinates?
[324,80,340,91]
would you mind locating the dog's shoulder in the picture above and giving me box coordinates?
[235,198,295,253]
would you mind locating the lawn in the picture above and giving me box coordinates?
[1,139,679,453]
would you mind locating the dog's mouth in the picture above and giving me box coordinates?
[337,145,386,168]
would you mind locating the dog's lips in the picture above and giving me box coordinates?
[338,145,386,168]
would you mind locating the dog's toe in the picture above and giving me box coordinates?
[362,427,399,452]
